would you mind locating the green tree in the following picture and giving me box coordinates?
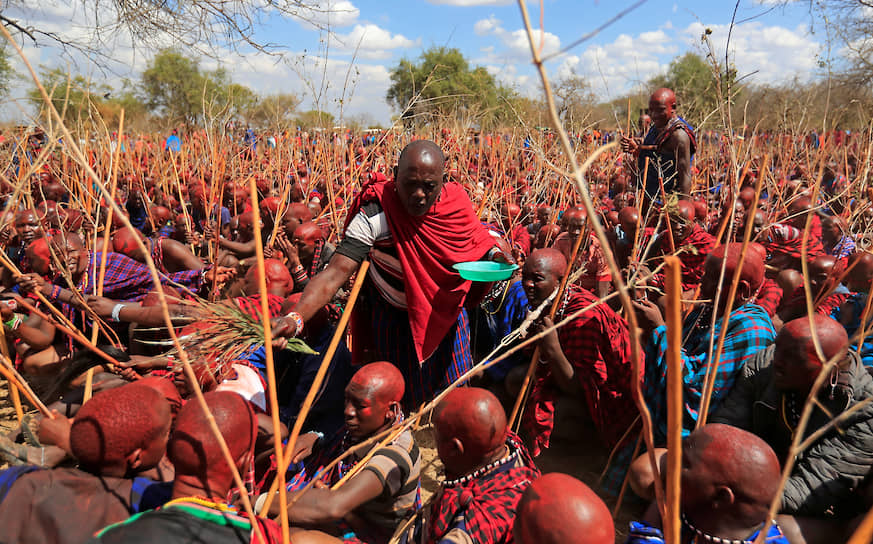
[0,47,14,99]
[244,93,302,130]
[648,52,735,128]
[28,67,112,126]
[296,109,335,129]
[141,49,203,125]
[386,46,515,128]
[553,75,596,130]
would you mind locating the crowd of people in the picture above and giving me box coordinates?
[0,85,870,544]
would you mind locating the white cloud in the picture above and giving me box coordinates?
[682,21,820,83]
[292,0,360,28]
[427,0,514,5]
[332,24,418,60]
[473,16,561,62]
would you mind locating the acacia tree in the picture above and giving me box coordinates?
[386,46,516,128]
[648,52,736,128]
[245,93,302,130]
[141,49,256,126]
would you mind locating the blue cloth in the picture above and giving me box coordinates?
[831,292,873,367]
[363,282,473,409]
[472,280,529,381]
[644,303,775,443]
[624,520,790,543]
[164,134,181,152]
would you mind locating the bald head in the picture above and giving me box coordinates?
[113,226,145,261]
[433,387,507,477]
[169,391,257,489]
[535,224,561,249]
[700,243,765,311]
[514,473,613,544]
[848,252,873,293]
[244,258,292,296]
[782,315,849,367]
[650,87,676,107]
[527,248,567,279]
[397,140,445,172]
[682,424,781,529]
[70,385,171,477]
[649,88,677,129]
[349,361,405,407]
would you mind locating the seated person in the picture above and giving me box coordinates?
[625,424,789,543]
[0,384,172,544]
[112,225,204,274]
[648,199,716,294]
[514,472,613,544]
[633,243,775,442]
[712,315,873,523]
[91,390,282,543]
[522,249,639,455]
[402,387,540,544]
[831,251,873,368]
[264,362,418,544]
[776,255,847,327]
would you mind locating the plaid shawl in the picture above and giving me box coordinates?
[429,432,539,544]
[524,286,640,455]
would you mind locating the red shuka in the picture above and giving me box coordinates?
[347,178,495,362]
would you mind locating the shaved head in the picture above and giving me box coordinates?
[782,315,848,368]
[527,248,567,279]
[535,224,561,249]
[349,361,405,407]
[682,424,781,530]
[70,385,171,476]
[514,473,613,544]
[433,387,507,477]
[113,226,145,260]
[169,391,257,485]
[650,87,676,107]
[397,140,445,172]
[699,243,765,312]
[847,252,873,293]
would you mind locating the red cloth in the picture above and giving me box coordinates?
[510,223,531,259]
[524,286,641,455]
[651,224,716,291]
[346,178,495,362]
[782,285,848,318]
[753,278,782,317]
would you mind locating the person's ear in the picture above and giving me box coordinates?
[712,486,735,509]
[451,437,465,457]
[737,279,752,301]
[126,447,144,472]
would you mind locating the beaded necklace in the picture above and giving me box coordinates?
[480,280,510,316]
[681,513,764,544]
[163,496,236,513]
[441,445,517,487]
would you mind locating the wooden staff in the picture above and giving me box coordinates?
[0,319,23,423]
[664,256,683,544]
[85,109,125,403]
[260,259,371,515]
[247,176,290,542]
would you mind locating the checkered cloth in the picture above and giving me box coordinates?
[643,302,775,443]
[753,278,782,317]
[524,286,641,455]
[429,433,539,544]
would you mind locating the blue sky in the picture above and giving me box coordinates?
[3,0,826,125]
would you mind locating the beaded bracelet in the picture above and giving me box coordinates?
[50,285,62,301]
[285,311,304,337]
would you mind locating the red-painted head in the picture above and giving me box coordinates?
[433,387,507,479]
[344,362,404,442]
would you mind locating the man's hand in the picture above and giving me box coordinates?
[203,266,236,285]
[85,295,118,317]
[270,315,299,349]
[276,231,300,268]
[0,226,13,246]
[38,410,72,450]
[17,274,48,296]
[290,432,319,463]
[536,316,563,359]
[620,135,640,154]
[633,299,666,331]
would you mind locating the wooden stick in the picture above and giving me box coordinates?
[260,259,371,515]
[0,323,23,423]
[247,175,290,542]
[663,256,683,544]
[85,108,125,403]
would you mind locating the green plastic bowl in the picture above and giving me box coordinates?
[452,261,519,282]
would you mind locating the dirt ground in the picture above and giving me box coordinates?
[0,379,642,543]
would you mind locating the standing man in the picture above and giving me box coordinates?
[621,88,695,201]
[273,140,504,407]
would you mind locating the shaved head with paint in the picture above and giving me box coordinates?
[773,315,849,392]
[70,384,171,477]
[523,248,567,307]
[433,387,507,478]
[681,424,781,539]
[699,243,765,315]
[514,473,613,544]
[344,362,404,441]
